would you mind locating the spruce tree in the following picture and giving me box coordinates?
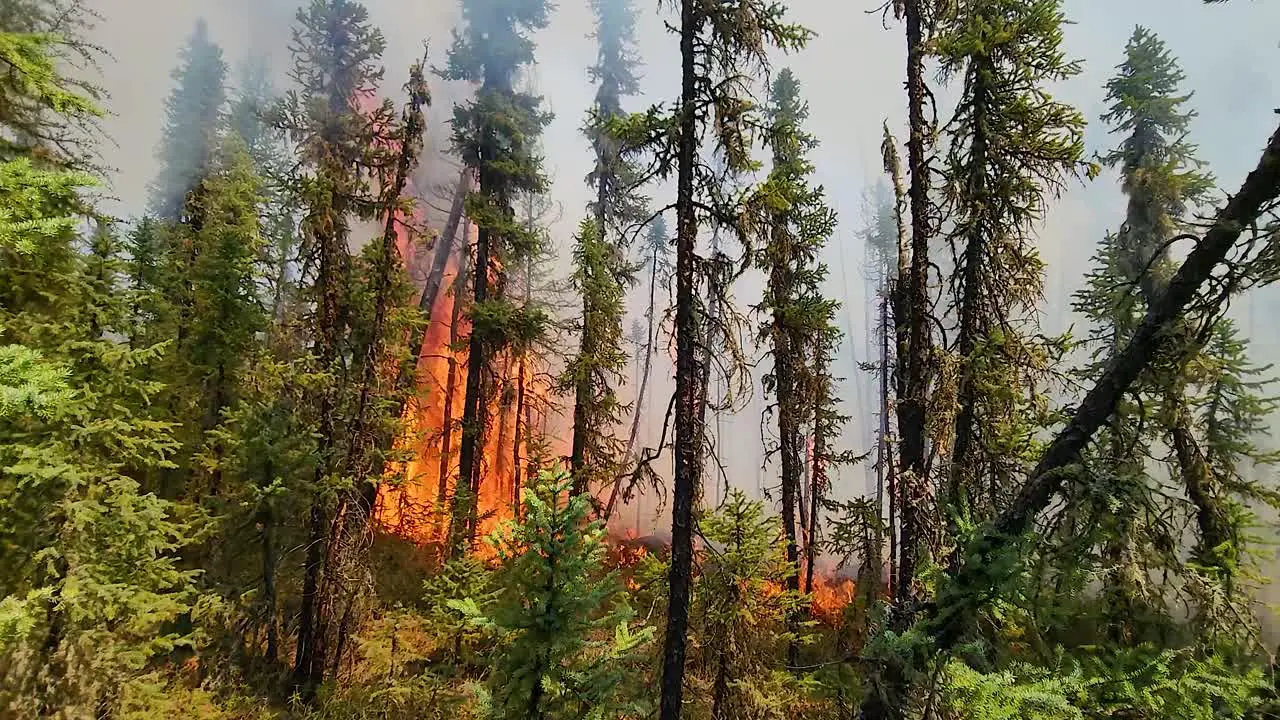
[888,0,939,626]
[1073,27,1275,635]
[612,0,810,714]
[881,118,1280,720]
[177,135,268,499]
[463,468,651,720]
[0,0,104,171]
[323,58,431,661]
[937,0,1089,533]
[568,0,645,499]
[695,490,808,720]
[270,0,397,694]
[440,0,552,554]
[751,66,837,664]
[562,217,631,504]
[149,18,228,222]
[0,32,197,713]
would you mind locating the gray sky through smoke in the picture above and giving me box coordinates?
[85,0,1280,527]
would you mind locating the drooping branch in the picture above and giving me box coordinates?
[927,121,1280,655]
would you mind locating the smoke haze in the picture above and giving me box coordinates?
[83,0,1280,540]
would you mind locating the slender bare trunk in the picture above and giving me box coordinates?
[659,0,702,714]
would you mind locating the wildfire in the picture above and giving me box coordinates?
[358,90,860,636]
[809,575,855,626]
[365,86,556,552]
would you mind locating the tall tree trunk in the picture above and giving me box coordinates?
[452,187,493,557]
[434,251,467,535]
[892,0,934,628]
[513,250,532,509]
[415,169,471,356]
[293,173,347,696]
[881,124,910,599]
[805,410,823,598]
[945,64,991,560]
[659,0,702,715]
[769,240,803,666]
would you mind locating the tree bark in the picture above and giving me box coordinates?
[659,0,701,716]
[452,167,493,556]
[893,0,934,626]
[882,125,910,598]
[945,61,991,556]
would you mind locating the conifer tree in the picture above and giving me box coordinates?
[1073,27,1276,632]
[695,490,808,720]
[270,0,397,694]
[149,18,228,222]
[806,298,855,599]
[613,0,810,714]
[323,58,431,661]
[176,136,268,499]
[874,120,1280,720]
[889,0,939,624]
[562,217,631,503]
[461,468,651,720]
[937,0,1089,534]
[441,0,552,554]
[568,0,645,498]
[0,0,104,171]
[751,66,837,663]
[0,31,197,713]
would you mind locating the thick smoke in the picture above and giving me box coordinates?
[83,0,1280,581]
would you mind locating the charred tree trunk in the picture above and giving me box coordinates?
[435,238,469,535]
[805,410,823,599]
[514,353,527,508]
[892,0,934,629]
[513,250,532,510]
[416,169,471,349]
[659,0,702,715]
[769,229,803,665]
[452,174,494,557]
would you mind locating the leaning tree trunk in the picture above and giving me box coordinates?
[861,121,1280,720]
